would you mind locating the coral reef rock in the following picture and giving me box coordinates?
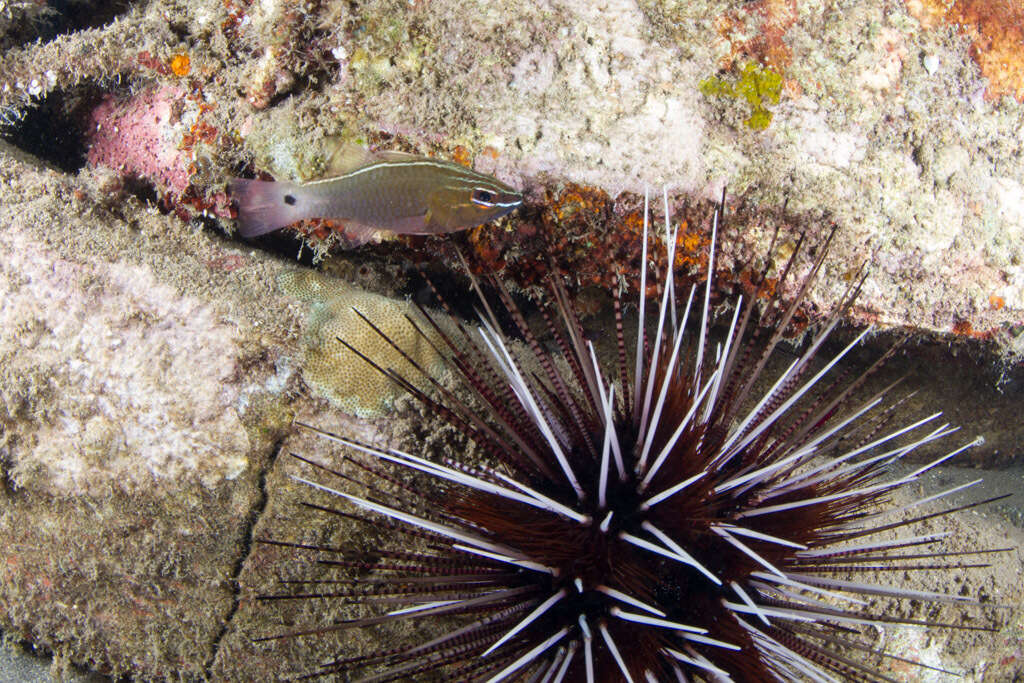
[0,0,1022,679]
[0,0,1019,354]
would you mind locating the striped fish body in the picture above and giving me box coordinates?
[229,154,522,243]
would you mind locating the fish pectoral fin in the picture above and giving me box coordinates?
[336,221,381,247]
[387,211,432,235]
[334,212,432,248]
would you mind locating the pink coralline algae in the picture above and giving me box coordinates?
[85,85,231,219]
[87,86,191,194]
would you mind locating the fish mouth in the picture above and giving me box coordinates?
[495,200,523,219]
[484,192,523,218]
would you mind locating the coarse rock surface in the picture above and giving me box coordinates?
[0,144,301,678]
[0,0,1022,680]
[0,0,1020,354]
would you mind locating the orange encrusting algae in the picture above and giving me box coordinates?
[714,0,798,73]
[459,184,795,321]
[906,0,1024,102]
[952,318,1000,340]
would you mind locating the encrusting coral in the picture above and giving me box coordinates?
[280,270,448,418]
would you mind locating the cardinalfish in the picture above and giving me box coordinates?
[229,148,522,245]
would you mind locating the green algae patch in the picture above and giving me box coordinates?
[699,62,783,130]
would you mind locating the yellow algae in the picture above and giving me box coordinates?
[280,271,447,418]
[699,62,783,131]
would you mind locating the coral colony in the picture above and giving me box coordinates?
[260,192,1005,681]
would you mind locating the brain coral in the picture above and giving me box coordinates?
[279,271,447,418]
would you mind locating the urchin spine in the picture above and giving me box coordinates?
[261,189,1007,682]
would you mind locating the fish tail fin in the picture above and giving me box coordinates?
[229,178,307,237]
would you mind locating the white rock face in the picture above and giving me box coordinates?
[1,226,251,493]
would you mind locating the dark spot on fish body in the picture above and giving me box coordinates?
[284,194,297,206]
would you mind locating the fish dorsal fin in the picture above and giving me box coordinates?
[323,142,428,177]
[322,141,378,176]
[374,150,425,163]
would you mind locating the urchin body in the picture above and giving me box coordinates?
[262,192,1004,682]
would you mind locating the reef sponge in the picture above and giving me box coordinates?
[279,271,447,419]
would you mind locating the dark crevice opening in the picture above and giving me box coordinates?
[0,438,14,495]
[400,257,540,340]
[241,230,321,269]
[229,227,537,343]
[4,0,138,49]
[43,0,136,33]
[814,325,1024,467]
[0,87,101,173]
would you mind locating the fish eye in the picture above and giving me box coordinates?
[471,189,496,207]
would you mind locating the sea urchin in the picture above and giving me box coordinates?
[259,192,1007,681]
